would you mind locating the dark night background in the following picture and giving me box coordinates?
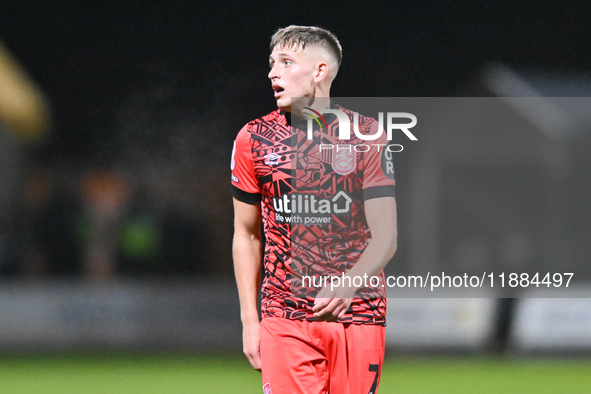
[2,1,590,162]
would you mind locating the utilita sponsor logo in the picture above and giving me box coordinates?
[273,191,352,214]
[303,107,417,142]
[272,191,353,225]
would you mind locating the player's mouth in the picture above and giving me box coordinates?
[272,85,285,98]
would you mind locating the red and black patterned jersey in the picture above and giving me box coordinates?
[231,105,396,325]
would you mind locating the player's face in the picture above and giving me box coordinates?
[268,45,318,113]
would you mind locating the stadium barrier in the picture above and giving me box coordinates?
[1,280,590,353]
[510,287,591,354]
[0,280,241,351]
[385,297,498,351]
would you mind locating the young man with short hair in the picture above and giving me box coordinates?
[231,25,397,393]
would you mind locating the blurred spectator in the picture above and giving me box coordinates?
[78,170,131,279]
[116,181,208,277]
[18,166,210,279]
[117,188,163,275]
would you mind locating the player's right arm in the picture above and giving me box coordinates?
[233,198,262,371]
[230,124,263,371]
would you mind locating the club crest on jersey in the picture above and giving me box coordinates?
[264,153,280,166]
[263,383,272,394]
[332,146,356,175]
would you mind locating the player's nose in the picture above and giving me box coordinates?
[268,63,279,80]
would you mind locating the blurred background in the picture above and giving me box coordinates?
[0,1,591,392]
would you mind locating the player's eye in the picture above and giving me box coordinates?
[284,60,292,65]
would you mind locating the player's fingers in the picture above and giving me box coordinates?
[331,299,348,317]
[313,288,336,311]
[321,306,341,322]
[245,349,262,372]
[337,305,348,319]
[314,298,340,320]
[316,297,352,321]
[312,297,330,312]
[251,351,262,372]
[313,294,337,312]
[335,302,351,319]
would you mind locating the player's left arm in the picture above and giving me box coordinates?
[313,196,397,321]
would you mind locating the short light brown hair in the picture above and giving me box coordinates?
[270,25,342,67]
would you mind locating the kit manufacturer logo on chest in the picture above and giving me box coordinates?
[264,153,280,166]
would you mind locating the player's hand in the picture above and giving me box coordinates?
[242,321,262,372]
[312,286,354,322]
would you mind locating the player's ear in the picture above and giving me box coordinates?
[314,61,330,83]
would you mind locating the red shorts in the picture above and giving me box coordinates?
[260,317,385,394]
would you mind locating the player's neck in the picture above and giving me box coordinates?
[289,96,331,118]
[283,98,337,129]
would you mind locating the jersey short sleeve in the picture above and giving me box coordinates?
[362,121,396,201]
[231,124,262,204]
